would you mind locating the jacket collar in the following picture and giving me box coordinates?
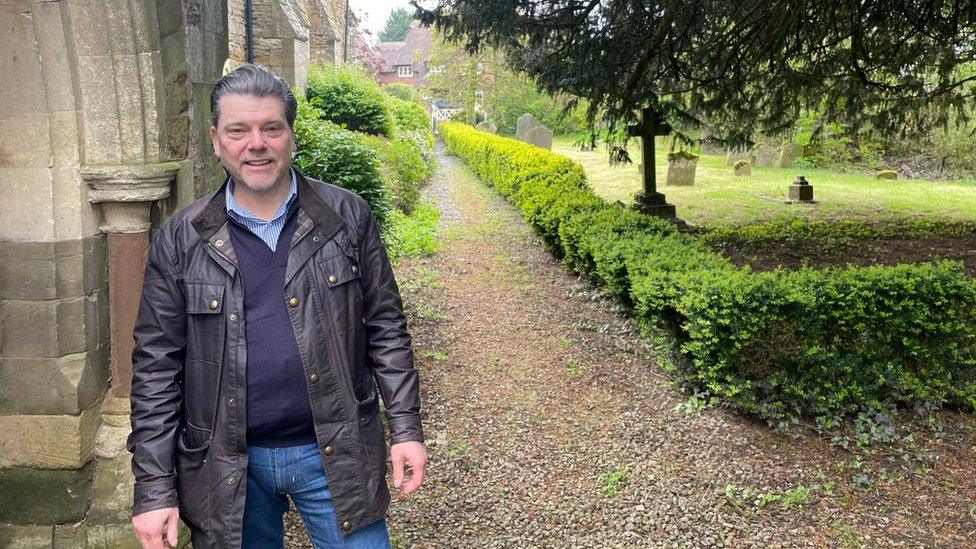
[191,168,345,241]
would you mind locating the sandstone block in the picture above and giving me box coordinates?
[0,167,56,241]
[0,524,53,548]
[0,461,94,523]
[0,347,109,415]
[88,454,135,523]
[0,405,101,469]
[0,114,53,168]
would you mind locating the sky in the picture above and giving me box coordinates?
[349,0,436,42]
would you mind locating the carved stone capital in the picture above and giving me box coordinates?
[83,162,180,233]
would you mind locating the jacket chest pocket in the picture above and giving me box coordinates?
[183,282,225,430]
[316,242,363,335]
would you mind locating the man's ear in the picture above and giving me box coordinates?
[210,125,219,155]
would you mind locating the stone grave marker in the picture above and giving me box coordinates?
[726,149,755,166]
[876,169,898,180]
[476,120,497,134]
[527,125,554,150]
[516,114,538,142]
[788,175,814,202]
[778,143,804,168]
[753,143,779,167]
[666,151,699,186]
[734,160,751,176]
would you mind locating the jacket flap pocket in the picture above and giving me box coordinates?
[185,283,225,314]
[321,254,361,287]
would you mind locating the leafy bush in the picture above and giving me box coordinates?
[384,200,440,266]
[390,97,431,134]
[307,63,394,136]
[384,83,419,103]
[440,121,976,423]
[294,97,391,226]
[358,133,432,215]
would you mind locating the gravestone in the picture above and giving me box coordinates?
[516,114,539,142]
[788,175,814,202]
[734,160,751,176]
[527,125,554,150]
[779,143,804,168]
[666,151,699,186]
[476,121,497,134]
[753,144,779,167]
[876,169,898,180]
[726,149,755,167]
[628,108,676,218]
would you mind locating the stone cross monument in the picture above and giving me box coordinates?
[627,108,676,218]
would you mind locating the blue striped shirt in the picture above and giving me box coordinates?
[225,170,298,252]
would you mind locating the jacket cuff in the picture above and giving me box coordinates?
[388,416,424,445]
[132,477,178,517]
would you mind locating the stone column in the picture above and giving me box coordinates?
[84,163,180,398]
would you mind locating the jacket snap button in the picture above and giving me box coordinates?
[324,446,334,456]
[309,373,320,384]
[313,236,320,243]
[328,274,338,284]
[227,476,235,484]
[209,299,219,310]
[229,312,238,321]
[288,297,299,308]
[351,265,358,274]
[227,396,235,406]
[341,521,351,532]
[214,239,224,247]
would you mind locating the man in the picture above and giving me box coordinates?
[127,64,426,548]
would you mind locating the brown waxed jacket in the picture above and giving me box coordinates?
[126,170,423,548]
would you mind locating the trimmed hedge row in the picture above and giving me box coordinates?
[440,121,976,421]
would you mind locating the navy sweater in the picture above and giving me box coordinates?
[228,211,317,447]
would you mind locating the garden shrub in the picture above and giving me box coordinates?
[307,63,394,136]
[294,97,391,226]
[358,133,431,215]
[390,96,431,134]
[384,200,440,266]
[384,83,418,103]
[440,121,976,423]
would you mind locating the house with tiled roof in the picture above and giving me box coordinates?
[366,20,441,87]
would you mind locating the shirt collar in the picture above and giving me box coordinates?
[225,169,298,224]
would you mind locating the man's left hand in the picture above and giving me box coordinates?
[390,441,427,495]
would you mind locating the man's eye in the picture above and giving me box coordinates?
[264,126,283,134]
[227,128,245,135]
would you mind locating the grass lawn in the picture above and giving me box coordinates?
[552,136,976,228]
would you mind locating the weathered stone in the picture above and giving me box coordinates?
[734,160,751,176]
[0,347,109,415]
[752,144,779,167]
[107,232,150,396]
[52,522,87,548]
[101,396,131,417]
[666,152,699,186]
[515,114,539,142]
[0,405,101,469]
[49,111,81,168]
[726,150,754,167]
[0,3,48,116]
[788,175,815,202]
[0,114,53,168]
[475,121,497,134]
[88,454,134,523]
[0,524,53,548]
[32,2,78,113]
[0,167,56,241]
[0,296,91,358]
[83,162,179,233]
[876,169,898,180]
[0,462,94,523]
[779,143,804,168]
[527,125,554,150]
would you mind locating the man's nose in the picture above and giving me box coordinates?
[246,129,267,149]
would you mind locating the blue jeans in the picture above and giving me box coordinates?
[243,443,391,548]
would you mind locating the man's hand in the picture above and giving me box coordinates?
[132,507,180,548]
[390,441,427,495]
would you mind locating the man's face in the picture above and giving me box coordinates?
[210,94,295,194]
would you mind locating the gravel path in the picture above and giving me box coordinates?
[286,144,976,548]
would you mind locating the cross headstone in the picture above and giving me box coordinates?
[627,108,676,218]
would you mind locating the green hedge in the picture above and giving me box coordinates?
[307,63,394,136]
[294,97,391,226]
[440,121,976,421]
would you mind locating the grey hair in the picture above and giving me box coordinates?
[210,63,298,128]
